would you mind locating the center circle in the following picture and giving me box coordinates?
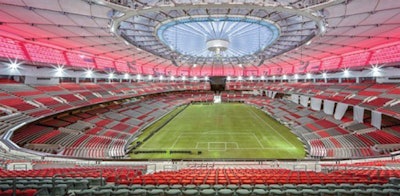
[156,16,281,58]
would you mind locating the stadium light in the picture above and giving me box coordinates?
[124,73,130,79]
[294,74,298,79]
[283,74,287,79]
[137,74,141,80]
[182,76,186,81]
[322,72,327,78]
[306,73,312,79]
[261,76,265,80]
[238,76,243,80]
[227,76,231,80]
[238,64,243,68]
[193,76,198,80]
[54,65,65,77]
[159,75,163,80]
[148,75,153,80]
[108,72,114,79]
[85,69,93,77]
[371,64,381,73]
[343,68,349,77]
[204,76,209,80]
[170,75,175,80]
[249,75,253,80]
[8,59,21,70]
[193,64,197,67]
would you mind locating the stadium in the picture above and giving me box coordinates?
[0,0,400,195]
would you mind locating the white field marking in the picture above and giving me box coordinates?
[246,107,297,157]
[170,135,182,149]
[208,142,227,152]
[246,107,294,146]
[251,133,265,149]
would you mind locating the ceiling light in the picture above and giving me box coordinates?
[371,64,381,73]
[85,69,93,77]
[227,76,231,80]
[306,73,312,79]
[193,64,197,67]
[283,74,287,79]
[159,75,163,80]
[170,76,175,80]
[322,72,327,78]
[238,76,243,80]
[238,64,243,68]
[124,73,129,79]
[193,76,198,80]
[55,65,65,76]
[8,60,21,70]
[204,76,209,80]
[249,76,253,80]
[261,76,265,80]
[343,69,349,77]
[137,74,141,80]
[294,74,298,79]
[182,76,186,81]
[108,72,114,79]
[148,75,153,80]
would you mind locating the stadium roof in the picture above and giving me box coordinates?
[0,0,399,76]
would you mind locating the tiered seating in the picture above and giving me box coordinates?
[24,43,67,65]
[129,168,393,185]
[0,36,27,59]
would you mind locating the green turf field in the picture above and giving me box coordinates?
[129,103,305,160]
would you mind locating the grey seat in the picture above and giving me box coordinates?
[326,184,339,191]
[144,185,156,191]
[182,189,198,196]
[199,185,211,190]
[269,189,285,196]
[111,189,130,196]
[254,184,267,190]
[75,189,94,196]
[93,189,113,196]
[88,177,106,186]
[310,184,324,191]
[184,185,197,190]
[158,185,169,190]
[282,184,296,190]
[52,183,68,196]
[252,189,268,196]
[148,189,164,196]
[301,189,319,196]
[285,189,302,195]
[352,189,372,196]
[170,185,183,190]
[239,184,252,191]
[212,184,224,191]
[269,184,282,191]
[217,189,234,196]
[131,185,143,189]
[75,179,90,190]
[165,189,182,196]
[235,189,251,196]
[116,185,131,191]
[226,185,238,191]
[318,189,336,196]
[199,189,215,196]
[335,189,355,196]
[129,189,147,196]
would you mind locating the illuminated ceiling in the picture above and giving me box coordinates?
[0,0,399,76]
